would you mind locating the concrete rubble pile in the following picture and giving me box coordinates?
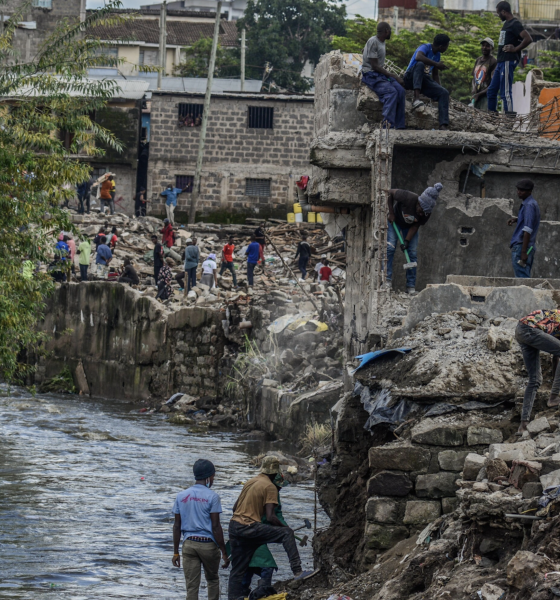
[70,212,346,319]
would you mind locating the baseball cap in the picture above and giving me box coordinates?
[481,37,494,48]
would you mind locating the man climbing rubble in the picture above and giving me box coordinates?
[361,22,405,130]
[403,34,451,130]
[507,179,540,278]
[515,310,560,435]
[385,183,442,294]
[228,456,307,600]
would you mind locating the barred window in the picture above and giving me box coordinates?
[248,106,274,129]
[32,0,52,7]
[178,103,203,127]
[245,178,271,197]
[176,175,194,193]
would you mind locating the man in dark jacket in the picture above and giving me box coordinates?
[152,234,164,282]
[294,233,312,280]
[76,178,92,215]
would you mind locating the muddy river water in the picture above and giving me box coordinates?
[0,388,327,599]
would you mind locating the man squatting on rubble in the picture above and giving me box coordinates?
[361,22,406,130]
[515,310,560,435]
[172,459,229,600]
[228,456,307,600]
[386,183,442,294]
[507,179,540,279]
[404,34,451,130]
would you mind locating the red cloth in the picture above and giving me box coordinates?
[223,243,235,262]
[160,224,175,248]
[320,266,332,281]
[296,176,309,190]
[110,234,117,247]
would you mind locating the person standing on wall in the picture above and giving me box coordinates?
[403,34,451,130]
[471,38,497,111]
[361,22,406,130]
[507,179,540,278]
[99,175,114,215]
[172,459,229,600]
[386,183,442,295]
[160,182,190,225]
[487,1,532,114]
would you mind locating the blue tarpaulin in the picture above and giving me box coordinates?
[352,348,412,373]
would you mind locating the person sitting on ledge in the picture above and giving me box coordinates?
[361,22,406,130]
[403,33,451,130]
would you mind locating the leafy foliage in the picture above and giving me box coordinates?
[332,7,504,102]
[0,0,127,382]
[40,367,76,394]
[173,37,240,78]
[238,0,347,93]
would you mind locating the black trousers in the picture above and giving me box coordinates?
[228,520,301,600]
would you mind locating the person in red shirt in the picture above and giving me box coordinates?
[319,259,332,283]
[160,219,175,248]
[219,236,237,287]
[109,226,118,250]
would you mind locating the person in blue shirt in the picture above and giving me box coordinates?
[95,235,113,279]
[161,183,189,224]
[508,179,540,278]
[403,34,451,130]
[172,459,229,600]
[245,235,261,287]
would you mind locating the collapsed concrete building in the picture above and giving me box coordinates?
[309,51,560,358]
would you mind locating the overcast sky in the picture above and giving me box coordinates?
[85,0,378,19]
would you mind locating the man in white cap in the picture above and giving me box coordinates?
[228,456,307,600]
[471,38,497,111]
[385,183,443,294]
[314,254,328,281]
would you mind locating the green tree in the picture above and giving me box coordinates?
[518,50,560,83]
[173,37,240,78]
[332,7,504,102]
[238,0,347,93]
[0,0,126,382]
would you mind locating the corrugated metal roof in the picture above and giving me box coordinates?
[88,18,239,47]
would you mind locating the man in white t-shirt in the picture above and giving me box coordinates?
[172,459,229,600]
[200,253,218,288]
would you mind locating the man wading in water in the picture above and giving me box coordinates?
[172,459,229,600]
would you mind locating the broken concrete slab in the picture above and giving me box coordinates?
[411,419,464,446]
[488,440,536,462]
[369,443,430,473]
[540,468,560,489]
[403,500,441,526]
[506,550,555,589]
[527,416,550,435]
[463,453,486,481]
[415,472,460,498]
[467,426,503,446]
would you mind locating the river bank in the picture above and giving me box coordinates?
[0,386,328,599]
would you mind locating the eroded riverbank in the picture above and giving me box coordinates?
[0,387,328,599]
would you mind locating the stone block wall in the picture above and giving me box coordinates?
[363,419,504,560]
[36,283,225,401]
[147,93,314,218]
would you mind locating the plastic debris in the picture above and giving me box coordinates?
[352,348,412,373]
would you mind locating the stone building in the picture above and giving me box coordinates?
[309,51,560,358]
[147,91,314,220]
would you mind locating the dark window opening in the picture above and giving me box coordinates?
[471,295,486,303]
[92,167,107,180]
[460,238,468,246]
[176,175,194,193]
[245,178,271,197]
[59,130,75,150]
[248,106,274,129]
[460,227,474,234]
[178,103,203,127]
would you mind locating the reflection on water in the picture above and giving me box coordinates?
[0,388,328,599]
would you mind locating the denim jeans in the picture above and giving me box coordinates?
[79,264,88,281]
[187,266,197,291]
[78,194,90,214]
[219,261,237,286]
[386,220,419,289]
[516,322,560,421]
[362,71,406,129]
[241,566,274,596]
[228,520,301,600]
[487,60,518,113]
[511,243,535,278]
[247,262,257,286]
[298,256,309,279]
[404,63,450,126]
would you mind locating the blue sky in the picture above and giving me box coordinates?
[85,0,378,19]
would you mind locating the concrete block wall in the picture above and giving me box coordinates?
[148,93,314,218]
[364,418,503,561]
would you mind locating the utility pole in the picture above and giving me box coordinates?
[393,6,399,36]
[157,1,167,90]
[188,1,222,224]
[240,27,246,92]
